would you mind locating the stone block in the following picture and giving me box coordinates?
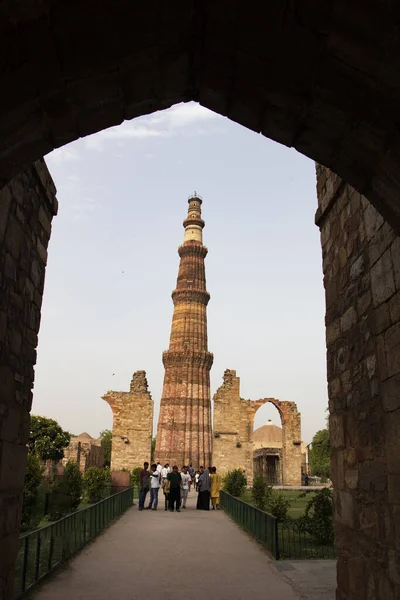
[364,201,384,240]
[370,249,396,307]
[389,290,400,324]
[341,306,357,332]
[0,442,27,492]
[392,236,400,291]
[381,375,400,412]
[385,322,400,378]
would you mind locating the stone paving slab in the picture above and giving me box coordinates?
[276,560,336,600]
[32,492,301,600]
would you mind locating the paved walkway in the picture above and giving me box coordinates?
[276,560,336,600]
[33,492,301,600]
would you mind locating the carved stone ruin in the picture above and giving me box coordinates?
[102,371,153,472]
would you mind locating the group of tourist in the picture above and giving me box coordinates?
[138,462,222,512]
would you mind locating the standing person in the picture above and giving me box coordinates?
[138,462,151,511]
[167,465,182,512]
[210,467,222,510]
[161,463,169,486]
[156,461,162,477]
[180,466,190,509]
[162,476,170,511]
[196,466,211,510]
[195,470,200,491]
[148,463,160,510]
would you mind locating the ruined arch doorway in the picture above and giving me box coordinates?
[213,370,302,485]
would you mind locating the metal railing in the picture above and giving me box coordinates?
[220,491,337,560]
[220,491,278,558]
[277,520,337,560]
[13,486,134,599]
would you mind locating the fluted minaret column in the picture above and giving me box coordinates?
[155,194,213,469]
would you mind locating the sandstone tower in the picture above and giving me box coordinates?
[155,194,213,468]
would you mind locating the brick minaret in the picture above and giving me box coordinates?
[155,194,213,469]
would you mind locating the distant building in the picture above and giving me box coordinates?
[253,420,308,484]
[62,432,104,473]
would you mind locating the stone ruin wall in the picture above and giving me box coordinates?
[0,160,57,598]
[316,165,400,600]
[213,370,254,479]
[212,369,302,485]
[62,438,104,473]
[102,371,153,472]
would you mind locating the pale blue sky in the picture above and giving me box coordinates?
[34,102,327,444]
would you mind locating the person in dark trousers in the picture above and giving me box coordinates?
[167,465,182,512]
[138,462,151,511]
[196,466,211,510]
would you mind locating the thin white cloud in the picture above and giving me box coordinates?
[84,102,221,151]
[47,146,80,165]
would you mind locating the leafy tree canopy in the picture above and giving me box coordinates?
[308,428,330,479]
[28,415,71,462]
[99,429,112,466]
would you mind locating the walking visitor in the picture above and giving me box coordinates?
[196,466,211,510]
[167,465,182,512]
[180,466,190,509]
[161,463,169,486]
[138,462,151,511]
[210,466,222,510]
[195,470,200,491]
[148,463,160,510]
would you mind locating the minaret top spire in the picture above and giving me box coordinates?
[183,193,205,243]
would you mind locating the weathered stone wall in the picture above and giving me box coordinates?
[0,160,57,599]
[316,165,400,600]
[213,370,254,477]
[63,439,104,473]
[212,369,302,485]
[103,371,153,472]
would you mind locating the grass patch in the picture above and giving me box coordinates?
[240,489,316,520]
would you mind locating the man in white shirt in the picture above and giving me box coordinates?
[180,466,191,509]
[161,463,169,486]
[148,463,160,510]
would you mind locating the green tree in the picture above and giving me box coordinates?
[64,461,83,510]
[21,453,44,529]
[83,467,111,503]
[28,415,70,462]
[298,488,334,544]
[99,429,112,466]
[308,428,330,479]
[251,474,271,510]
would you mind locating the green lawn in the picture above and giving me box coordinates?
[240,489,316,520]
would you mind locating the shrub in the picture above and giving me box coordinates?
[251,475,272,511]
[83,467,111,503]
[298,488,334,544]
[21,453,44,529]
[223,469,247,497]
[131,466,142,488]
[267,491,291,521]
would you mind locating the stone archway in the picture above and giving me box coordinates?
[1,4,400,599]
[1,2,400,233]
[253,399,302,486]
[212,370,302,485]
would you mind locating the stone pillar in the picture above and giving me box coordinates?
[0,160,57,599]
[279,402,302,486]
[103,371,153,472]
[316,165,400,600]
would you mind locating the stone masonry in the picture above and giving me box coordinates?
[213,369,302,485]
[316,166,400,600]
[155,195,213,469]
[0,160,57,599]
[62,432,104,473]
[102,371,153,472]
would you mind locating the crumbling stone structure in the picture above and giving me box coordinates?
[62,432,104,473]
[213,370,302,485]
[156,195,213,469]
[316,166,400,600]
[102,371,153,472]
